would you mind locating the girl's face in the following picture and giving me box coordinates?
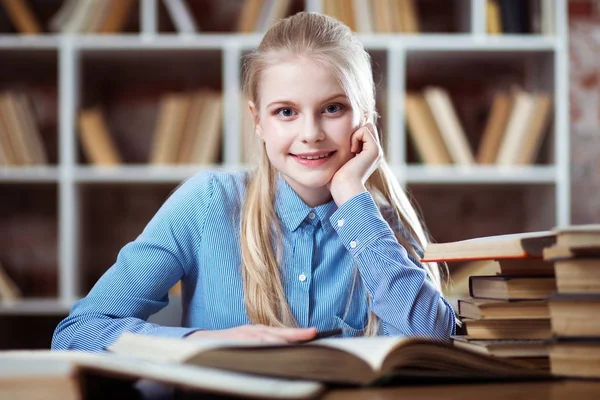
[250,57,358,207]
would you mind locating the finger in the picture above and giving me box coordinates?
[256,333,290,344]
[366,123,379,143]
[259,326,317,341]
[351,129,365,153]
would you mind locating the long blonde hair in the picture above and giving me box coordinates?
[240,12,446,334]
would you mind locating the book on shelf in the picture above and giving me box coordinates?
[48,0,134,34]
[0,91,48,166]
[237,0,291,33]
[404,92,453,165]
[150,90,223,166]
[476,91,512,164]
[457,298,549,320]
[486,0,502,35]
[494,0,555,36]
[452,336,548,359]
[78,107,122,166]
[0,261,22,301]
[498,0,531,34]
[150,93,192,165]
[469,275,556,301]
[1,0,41,34]
[163,0,199,34]
[422,231,557,262]
[0,350,324,400]
[495,90,552,166]
[495,90,536,165]
[423,86,474,166]
[106,332,548,385]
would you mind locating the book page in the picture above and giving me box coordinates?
[109,333,413,372]
[305,336,413,371]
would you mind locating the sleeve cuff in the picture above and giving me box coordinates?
[148,326,202,339]
[329,192,394,256]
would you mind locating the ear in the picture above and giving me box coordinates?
[248,101,262,138]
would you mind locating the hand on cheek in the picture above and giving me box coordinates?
[328,123,383,206]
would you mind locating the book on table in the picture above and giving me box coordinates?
[0,350,324,400]
[106,332,549,385]
[457,298,549,320]
[422,231,557,262]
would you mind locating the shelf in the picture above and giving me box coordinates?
[0,35,60,49]
[401,165,557,184]
[0,299,73,315]
[0,167,60,183]
[74,165,245,183]
[0,34,560,52]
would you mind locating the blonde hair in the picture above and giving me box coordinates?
[240,12,446,334]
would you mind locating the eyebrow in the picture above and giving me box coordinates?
[266,93,348,108]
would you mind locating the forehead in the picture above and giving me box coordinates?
[259,58,345,105]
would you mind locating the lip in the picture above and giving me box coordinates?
[290,151,336,167]
[293,151,335,157]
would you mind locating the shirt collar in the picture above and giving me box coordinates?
[274,173,338,232]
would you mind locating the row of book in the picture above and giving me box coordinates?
[406,87,552,166]
[424,224,600,378]
[487,0,556,35]
[0,0,289,35]
[78,90,223,166]
[323,0,419,34]
[0,0,133,34]
[0,91,48,166]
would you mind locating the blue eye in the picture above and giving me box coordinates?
[276,108,295,117]
[324,104,344,114]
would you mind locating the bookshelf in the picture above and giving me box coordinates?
[0,0,569,340]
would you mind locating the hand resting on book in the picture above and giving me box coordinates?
[186,324,317,343]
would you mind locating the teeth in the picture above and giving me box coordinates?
[298,153,330,160]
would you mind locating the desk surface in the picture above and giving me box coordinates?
[322,380,600,400]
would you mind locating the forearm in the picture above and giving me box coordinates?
[51,295,199,351]
[330,192,455,341]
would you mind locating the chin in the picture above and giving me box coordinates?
[285,171,334,189]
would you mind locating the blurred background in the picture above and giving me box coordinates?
[0,0,597,349]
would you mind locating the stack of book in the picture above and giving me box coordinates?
[423,230,558,370]
[545,225,600,379]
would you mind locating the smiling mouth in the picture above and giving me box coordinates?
[292,152,335,160]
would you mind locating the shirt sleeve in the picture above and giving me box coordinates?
[329,191,456,342]
[51,172,215,351]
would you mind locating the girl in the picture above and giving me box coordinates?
[52,12,455,351]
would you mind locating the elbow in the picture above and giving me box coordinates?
[51,317,81,350]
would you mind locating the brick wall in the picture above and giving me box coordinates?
[569,1,600,223]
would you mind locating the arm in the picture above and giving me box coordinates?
[329,191,456,341]
[51,172,215,351]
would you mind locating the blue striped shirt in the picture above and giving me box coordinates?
[52,171,455,351]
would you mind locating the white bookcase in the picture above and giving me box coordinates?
[0,0,569,318]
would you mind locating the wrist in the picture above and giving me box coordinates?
[330,181,367,206]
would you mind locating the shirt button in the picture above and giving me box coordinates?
[350,241,357,249]
[308,212,316,220]
[337,219,344,227]
[299,273,307,282]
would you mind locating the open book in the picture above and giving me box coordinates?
[108,333,549,385]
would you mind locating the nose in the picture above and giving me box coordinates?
[299,115,325,143]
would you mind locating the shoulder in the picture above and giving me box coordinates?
[176,169,249,210]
